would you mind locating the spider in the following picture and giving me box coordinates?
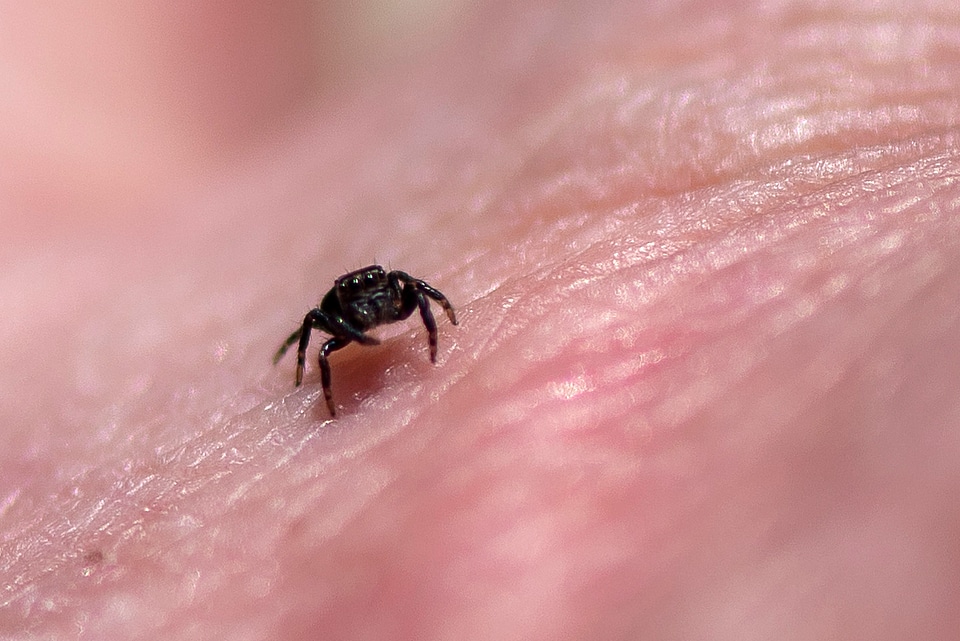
[274,265,458,417]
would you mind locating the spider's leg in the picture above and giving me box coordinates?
[293,309,327,386]
[273,327,302,365]
[391,271,458,326]
[283,308,339,386]
[416,280,458,326]
[414,291,440,363]
[318,337,350,417]
[395,275,439,362]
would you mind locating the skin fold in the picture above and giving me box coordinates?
[2,0,960,638]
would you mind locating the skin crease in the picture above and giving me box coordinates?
[2,0,960,638]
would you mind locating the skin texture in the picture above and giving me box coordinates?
[2,0,960,638]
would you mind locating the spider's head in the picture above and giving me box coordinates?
[336,265,387,302]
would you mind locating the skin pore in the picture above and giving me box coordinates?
[2,0,960,639]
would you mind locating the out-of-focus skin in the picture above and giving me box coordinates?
[3,0,960,638]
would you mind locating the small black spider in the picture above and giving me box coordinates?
[274,265,458,417]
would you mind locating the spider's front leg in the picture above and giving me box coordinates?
[273,327,303,365]
[292,308,324,386]
[412,280,458,328]
[413,290,441,363]
[275,308,378,387]
[392,271,459,363]
[318,337,350,416]
[272,318,314,386]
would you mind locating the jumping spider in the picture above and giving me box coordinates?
[274,265,458,417]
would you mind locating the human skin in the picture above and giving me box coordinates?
[2,0,960,638]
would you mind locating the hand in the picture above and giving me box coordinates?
[3,1,959,638]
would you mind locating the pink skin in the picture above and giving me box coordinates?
[3,0,960,638]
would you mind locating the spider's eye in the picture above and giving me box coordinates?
[365,272,378,285]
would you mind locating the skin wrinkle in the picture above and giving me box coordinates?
[454,164,950,454]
